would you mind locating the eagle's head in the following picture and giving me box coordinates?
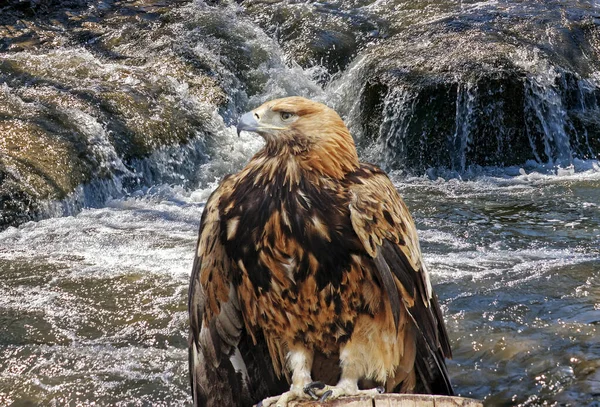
[237,96,359,178]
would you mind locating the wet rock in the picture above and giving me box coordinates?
[0,118,89,227]
[240,0,382,75]
[0,0,226,229]
[339,2,600,172]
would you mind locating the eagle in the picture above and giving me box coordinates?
[188,96,453,407]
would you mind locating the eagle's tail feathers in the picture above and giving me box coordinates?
[412,332,454,396]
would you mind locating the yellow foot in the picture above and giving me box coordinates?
[259,387,313,407]
[304,381,384,402]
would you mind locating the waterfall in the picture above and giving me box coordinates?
[377,86,417,171]
[524,72,573,166]
[452,81,477,172]
[335,58,600,173]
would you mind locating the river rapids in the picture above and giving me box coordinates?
[0,1,599,406]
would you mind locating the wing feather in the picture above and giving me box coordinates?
[188,178,287,406]
[347,165,454,396]
[372,251,402,330]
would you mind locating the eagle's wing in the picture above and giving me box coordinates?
[188,177,287,407]
[347,166,454,396]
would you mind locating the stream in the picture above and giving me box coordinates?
[1,1,600,406]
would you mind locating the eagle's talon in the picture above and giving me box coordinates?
[305,388,318,400]
[259,386,312,407]
[319,390,333,402]
[308,389,319,400]
[304,381,326,391]
[304,381,325,400]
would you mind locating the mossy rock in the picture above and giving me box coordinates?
[0,1,228,230]
[0,119,91,226]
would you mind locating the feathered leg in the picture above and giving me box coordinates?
[259,346,315,407]
[304,341,384,402]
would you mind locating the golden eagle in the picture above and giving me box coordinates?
[188,97,453,406]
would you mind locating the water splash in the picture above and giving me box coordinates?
[524,73,573,166]
[452,81,477,172]
[377,86,417,170]
[62,108,132,178]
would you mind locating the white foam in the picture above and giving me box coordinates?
[425,247,598,285]
[0,186,204,279]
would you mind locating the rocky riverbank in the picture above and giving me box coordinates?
[1,0,226,228]
[1,0,599,229]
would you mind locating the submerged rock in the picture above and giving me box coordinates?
[0,0,321,229]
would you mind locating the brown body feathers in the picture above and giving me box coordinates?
[188,97,453,406]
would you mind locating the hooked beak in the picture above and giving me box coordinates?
[236,111,259,137]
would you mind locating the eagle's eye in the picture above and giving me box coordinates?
[280,111,294,121]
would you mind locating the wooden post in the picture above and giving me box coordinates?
[285,394,483,407]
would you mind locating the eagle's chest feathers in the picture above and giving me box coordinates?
[219,160,379,352]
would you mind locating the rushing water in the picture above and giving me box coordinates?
[1,162,599,406]
[1,0,600,406]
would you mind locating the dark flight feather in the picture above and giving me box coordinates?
[188,184,288,406]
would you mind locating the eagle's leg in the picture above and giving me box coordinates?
[307,380,384,402]
[304,375,384,402]
[304,344,384,402]
[259,347,315,407]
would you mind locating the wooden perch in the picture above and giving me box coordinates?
[284,394,483,407]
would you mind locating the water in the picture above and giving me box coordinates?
[0,188,200,406]
[399,171,600,405]
[1,0,600,406]
[1,164,599,406]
